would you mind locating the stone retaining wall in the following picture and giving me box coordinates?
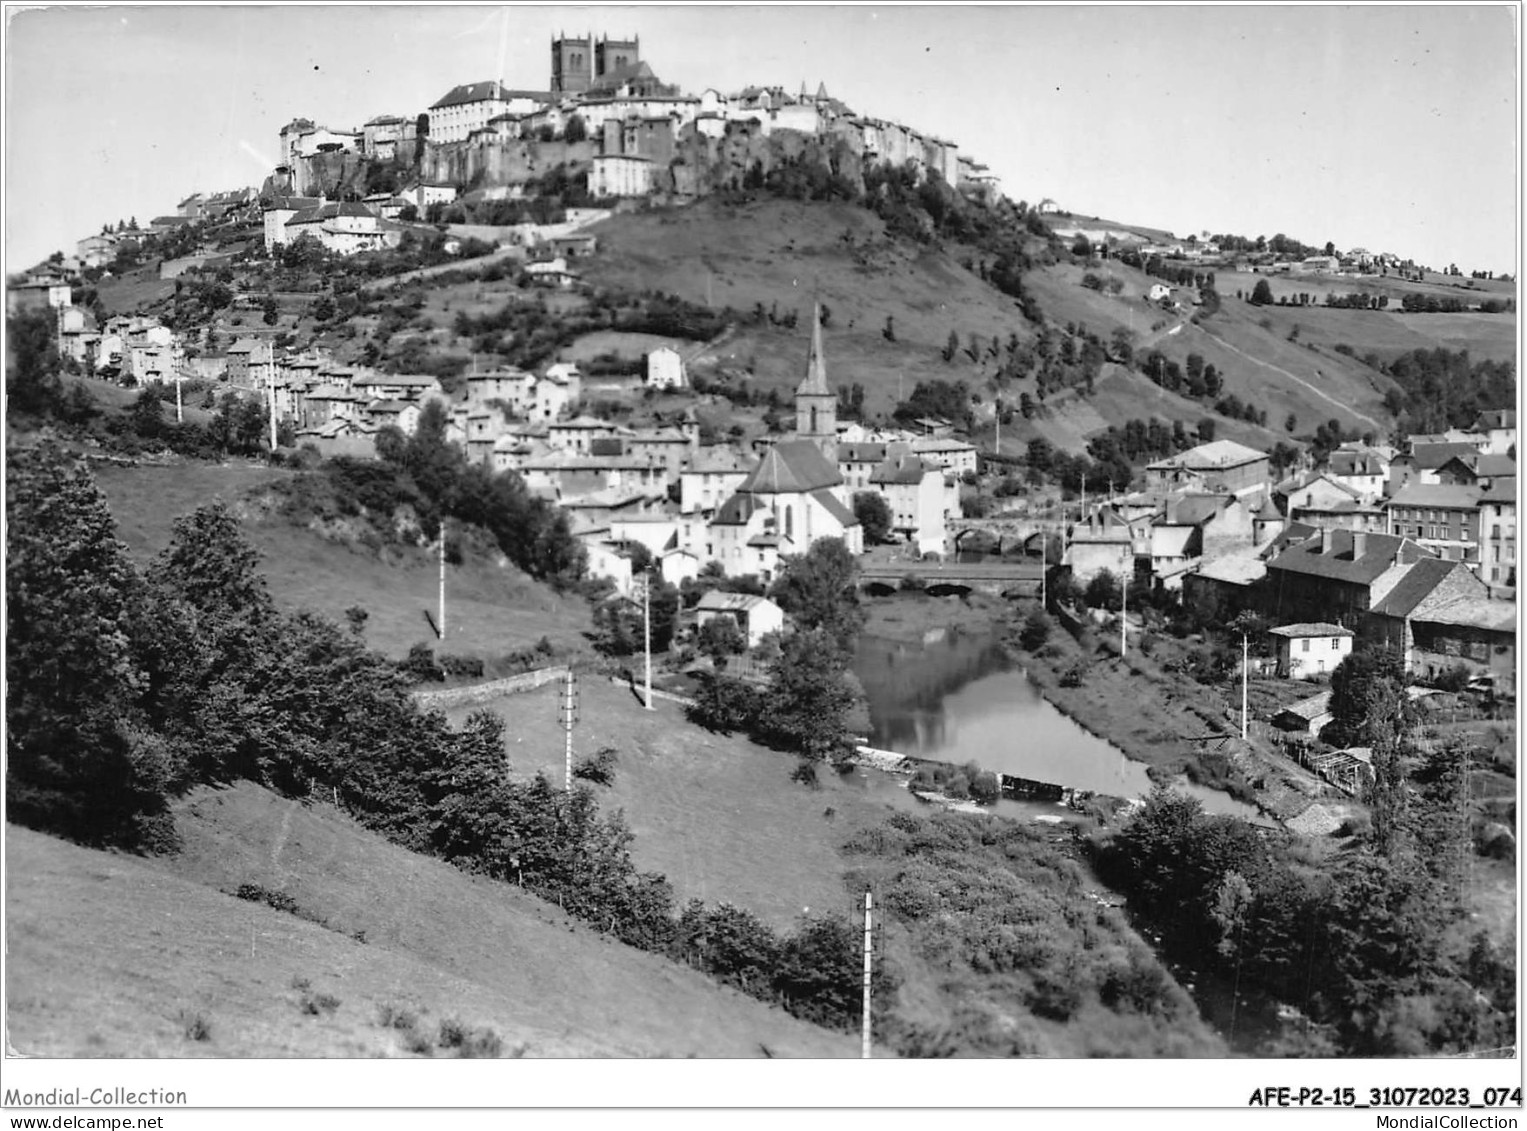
[413,665,569,708]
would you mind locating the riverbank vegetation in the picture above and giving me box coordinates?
[845,811,1225,1056]
[1091,783,1514,1056]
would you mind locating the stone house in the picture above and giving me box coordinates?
[694,592,784,650]
[1267,623,1354,680]
[1263,528,1433,630]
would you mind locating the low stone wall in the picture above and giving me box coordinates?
[606,676,694,708]
[414,665,569,708]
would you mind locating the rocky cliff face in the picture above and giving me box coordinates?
[405,120,868,200]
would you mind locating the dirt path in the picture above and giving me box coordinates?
[1195,323,1386,431]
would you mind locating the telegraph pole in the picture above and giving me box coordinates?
[861,889,873,1059]
[559,667,579,791]
[174,373,184,423]
[1241,633,1250,741]
[642,569,654,710]
[438,519,447,640]
[1119,567,1127,657]
[267,375,278,452]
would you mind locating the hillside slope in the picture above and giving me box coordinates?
[90,460,590,658]
[5,787,861,1058]
[581,199,1032,417]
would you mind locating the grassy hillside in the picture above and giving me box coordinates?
[91,460,591,659]
[5,790,860,1058]
[437,674,923,933]
[580,199,1032,418]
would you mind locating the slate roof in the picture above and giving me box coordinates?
[1277,692,1332,722]
[1410,442,1480,470]
[1480,479,1517,505]
[1268,623,1353,638]
[712,493,768,526]
[589,437,626,458]
[1147,439,1267,472]
[1267,529,1429,585]
[1160,494,1230,527]
[811,488,859,528]
[1386,483,1483,510]
[737,440,841,494]
[696,591,777,614]
[838,442,888,463]
[431,81,539,110]
[1472,409,1516,431]
[870,455,936,485]
[1416,596,1516,633]
[1370,558,1473,619]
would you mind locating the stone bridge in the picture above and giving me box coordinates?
[946,516,1069,558]
[858,560,1044,599]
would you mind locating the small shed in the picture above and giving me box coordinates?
[694,591,784,649]
[1268,622,1354,680]
[1272,691,1333,737]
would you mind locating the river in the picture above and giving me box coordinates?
[851,624,1263,820]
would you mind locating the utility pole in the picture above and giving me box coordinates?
[559,666,579,791]
[438,519,447,640]
[267,374,278,452]
[1241,633,1250,741]
[1040,530,1046,608]
[1119,567,1127,658]
[861,889,873,1060]
[174,373,184,424]
[642,569,654,710]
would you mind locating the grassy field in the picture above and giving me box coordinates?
[4,791,861,1058]
[91,460,592,659]
[437,675,922,932]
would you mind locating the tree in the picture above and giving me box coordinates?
[761,628,864,763]
[768,538,864,650]
[882,315,896,342]
[942,329,959,363]
[261,294,279,326]
[6,445,176,847]
[1083,568,1123,613]
[696,615,746,672]
[852,492,892,545]
[563,114,587,143]
[1249,279,1274,306]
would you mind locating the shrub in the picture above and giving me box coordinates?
[179,1010,213,1042]
[437,1018,503,1058]
[300,990,341,1016]
[1059,660,1089,688]
[400,642,445,683]
[1027,975,1083,1021]
[439,654,486,679]
[573,745,618,785]
[969,771,1001,804]
[791,760,820,788]
[1018,608,1052,652]
[376,1003,418,1031]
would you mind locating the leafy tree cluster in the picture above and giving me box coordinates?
[1116,250,1217,292]
[1139,349,1224,401]
[274,401,584,584]
[1095,784,1514,1056]
[6,447,881,1033]
[689,540,868,766]
[845,811,1218,1056]
[1376,348,1516,435]
[1398,292,1469,314]
[892,378,975,432]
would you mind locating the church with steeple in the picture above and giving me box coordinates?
[704,303,861,580]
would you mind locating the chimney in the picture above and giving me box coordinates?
[1319,527,1333,555]
[1351,530,1368,559]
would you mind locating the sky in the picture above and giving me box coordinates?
[3,3,1519,275]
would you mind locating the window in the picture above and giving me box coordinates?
[1301,638,1311,653]
[1332,638,1341,649]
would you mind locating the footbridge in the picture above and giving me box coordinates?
[858,559,1044,598]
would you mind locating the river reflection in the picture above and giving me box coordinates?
[852,625,1262,819]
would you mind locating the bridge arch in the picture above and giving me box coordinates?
[925,582,974,598]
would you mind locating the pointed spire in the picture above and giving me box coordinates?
[796,302,830,396]
[816,81,829,101]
